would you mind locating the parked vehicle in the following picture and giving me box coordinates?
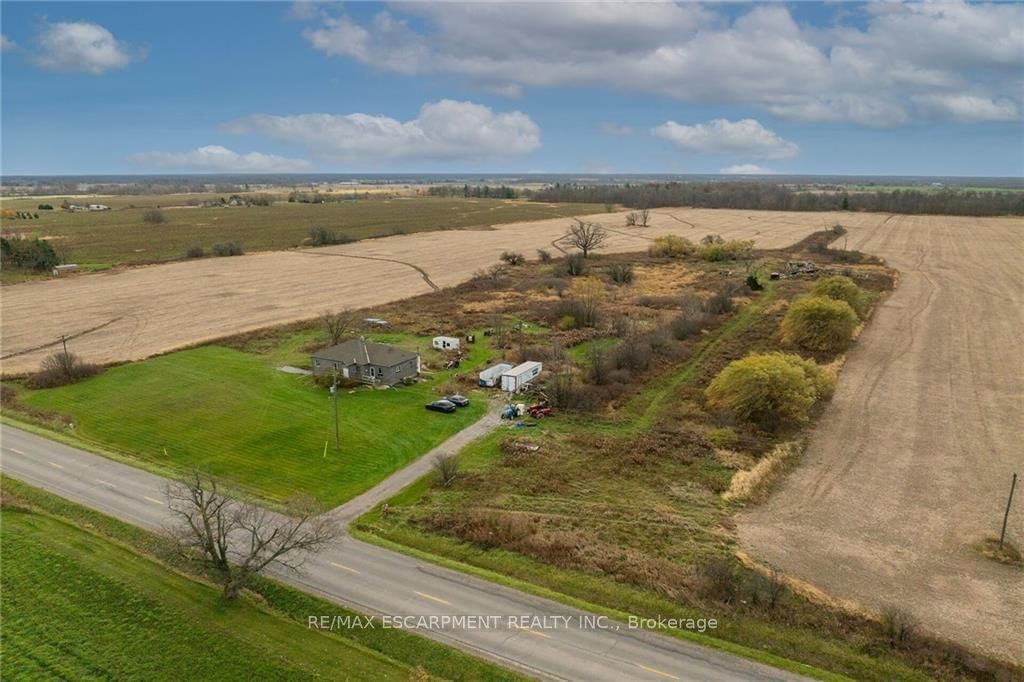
[425,400,457,414]
[445,394,470,407]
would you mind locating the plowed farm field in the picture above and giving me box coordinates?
[740,213,1024,663]
[0,207,885,374]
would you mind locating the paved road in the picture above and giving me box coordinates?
[1,426,804,681]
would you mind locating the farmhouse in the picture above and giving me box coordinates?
[311,337,420,386]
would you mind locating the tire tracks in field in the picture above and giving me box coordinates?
[0,317,124,361]
[297,250,440,291]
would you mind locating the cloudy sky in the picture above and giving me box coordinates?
[1,1,1022,176]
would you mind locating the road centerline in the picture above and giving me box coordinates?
[415,591,450,605]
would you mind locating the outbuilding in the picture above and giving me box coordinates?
[432,336,461,351]
[478,362,513,387]
[500,361,543,393]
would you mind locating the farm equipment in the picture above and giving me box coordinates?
[528,404,552,418]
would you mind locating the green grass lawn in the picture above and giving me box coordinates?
[1,476,525,681]
[0,508,409,680]
[0,196,601,276]
[21,343,488,507]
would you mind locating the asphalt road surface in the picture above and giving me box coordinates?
[1,425,805,681]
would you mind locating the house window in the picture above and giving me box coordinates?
[377,367,383,376]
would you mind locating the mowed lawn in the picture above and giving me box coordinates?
[0,509,408,680]
[22,345,487,506]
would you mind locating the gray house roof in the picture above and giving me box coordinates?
[313,338,417,368]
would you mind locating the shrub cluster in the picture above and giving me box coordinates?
[309,228,353,246]
[705,352,834,430]
[812,275,868,318]
[500,251,526,265]
[143,209,166,224]
[1,237,59,271]
[27,352,101,389]
[649,234,697,258]
[211,241,244,257]
[562,252,587,276]
[185,245,205,258]
[607,263,634,284]
[780,296,858,352]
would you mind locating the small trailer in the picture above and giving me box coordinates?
[478,362,513,387]
[432,336,461,351]
[500,361,543,393]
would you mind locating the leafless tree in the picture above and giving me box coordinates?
[321,308,359,345]
[625,211,638,226]
[638,208,650,226]
[561,219,608,258]
[166,472,337,600]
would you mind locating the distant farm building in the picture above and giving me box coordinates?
[432,336,461,351]
[311,337,419,386]
[52,264,80,276]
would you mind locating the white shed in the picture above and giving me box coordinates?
[500,361,543,393]
[432,336,461,351]
[478,362,513,387]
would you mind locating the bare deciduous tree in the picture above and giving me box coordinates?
[639,208,650,226]
[321,308,360,345]
[166,472,337,600]
[561,219,608,258]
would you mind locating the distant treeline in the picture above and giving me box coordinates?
[428,184,519,199]
[528,182,1024,216]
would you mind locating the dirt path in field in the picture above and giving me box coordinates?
[739,214,1024,663]
[1,207,885,375]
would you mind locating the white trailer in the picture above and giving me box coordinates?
[432,336,461,351]
[500,361,543,393]
[478,362,513,387]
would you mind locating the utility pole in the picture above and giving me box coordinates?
[330,369,340,452]
[58,334,69,359]
[999,472,1018,550]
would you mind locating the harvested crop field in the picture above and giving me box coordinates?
[0,207,887,374]
[739,214,1024,663]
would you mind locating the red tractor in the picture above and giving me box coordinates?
[528,404,552,419]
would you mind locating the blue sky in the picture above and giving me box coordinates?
[1,1,1022,176]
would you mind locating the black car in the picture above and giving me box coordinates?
[425,399,457,414]
[445,394,470,407]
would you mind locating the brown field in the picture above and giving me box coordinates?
[739,214,1024,663]
[0,207,885,374]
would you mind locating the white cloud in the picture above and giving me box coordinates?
[1,34,15,52]
[720,164,776,175]
[599,123,632,137]
[222,100,541,163]
[131,145,312,173]
[913,94,1020,122]
[34,21,141,74]
[300,2,1023,125]
[652,119,799,160]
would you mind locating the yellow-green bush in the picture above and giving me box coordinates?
[813,276,868,318]
[705,352,834,430]
[648,234,697,257]
[700,239,754,262]
[781,296,858,352]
